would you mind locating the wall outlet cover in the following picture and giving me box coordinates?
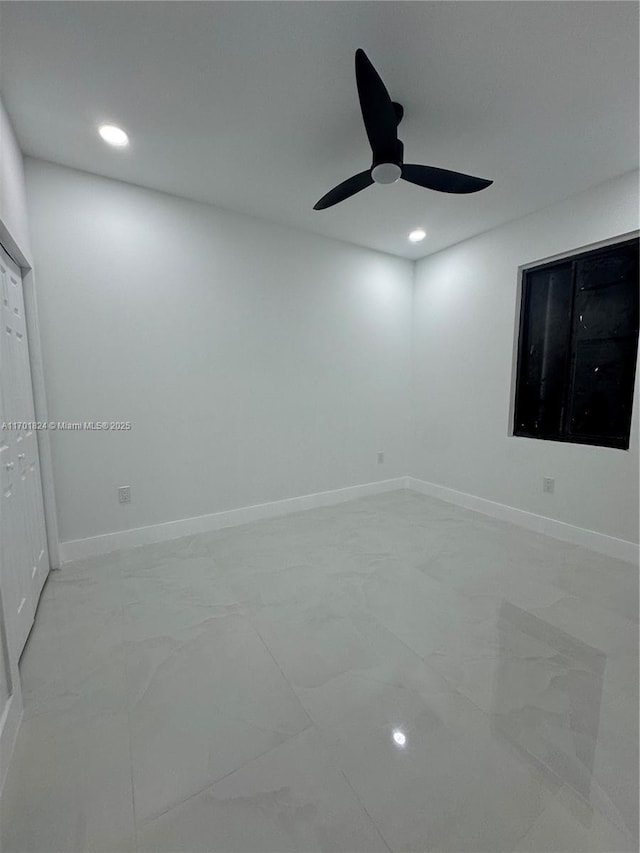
[118,486,132,504]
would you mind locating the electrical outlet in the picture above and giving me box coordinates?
[543,477,555,494]
[118,485,131,504]
[377,451,384,464]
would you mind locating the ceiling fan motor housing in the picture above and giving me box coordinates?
[371,139,404,184]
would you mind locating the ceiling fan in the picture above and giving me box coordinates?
[314,49,493,210]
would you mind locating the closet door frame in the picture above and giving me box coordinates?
[0,220,59,794]
[0,229,59,573]
[1,243,49,653]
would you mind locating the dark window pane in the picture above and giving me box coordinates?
[566,245,639,447]
[566,338,637,445]
[513,238,639,449]
[515,263,572,436]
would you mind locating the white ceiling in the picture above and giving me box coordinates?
[1,1,638,260]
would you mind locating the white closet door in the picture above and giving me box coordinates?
[11,255,48,601]
[0,245,49,656]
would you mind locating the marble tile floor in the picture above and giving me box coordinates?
[1,490,637,852]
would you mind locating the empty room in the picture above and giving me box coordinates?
[0,2,638,851]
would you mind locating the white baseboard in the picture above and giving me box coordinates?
[59,474,638,566]
[406,477,639,565]
[59,477,407,563]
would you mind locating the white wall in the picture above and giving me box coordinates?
[25,159,413,545]
[412,170,640,545]
[21,158,640,550]
[0,97,31,263]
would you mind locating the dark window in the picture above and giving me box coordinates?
[514,238,639,449]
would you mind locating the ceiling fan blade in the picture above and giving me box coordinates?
[313,170,374,210]
[402,164,493,194]
[355,48,398,158]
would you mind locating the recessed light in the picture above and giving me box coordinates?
[408,228,426,243]
[392,729,407,747]
[98,124,129,147]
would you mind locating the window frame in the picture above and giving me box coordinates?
[512,235,639,451]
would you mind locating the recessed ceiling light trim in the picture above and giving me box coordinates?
[408,228,426,243]
[98,124,129,148]
[392,729,407,747]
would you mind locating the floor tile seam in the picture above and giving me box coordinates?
[291,666,452,705]
[20,667,129,720]
[521,621,637,659]
[362,663,457,697]
[162,699,315,743]
[292,702,393,853]
[123,613,288,684]
[531,578,640,623]
[439,679,607,821]
[524,588,640,631]
[124,691,139,852]
[132,724,316,832]
[568,782,639,849]
[336,763,393,853]
[428,591,637,657]
[13,704,127,729]
[120,548,138,850]
[122,619,316,736]
[438,673,640,836]
[342,605,464,691]
[23,617,128,661]
[121,619,233,652]
[424,646,602,672]
[525,781,640,851]
[580,777,640,844]
[121,619,249,705]
[246,616,316,729]
[507,799,557,853]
